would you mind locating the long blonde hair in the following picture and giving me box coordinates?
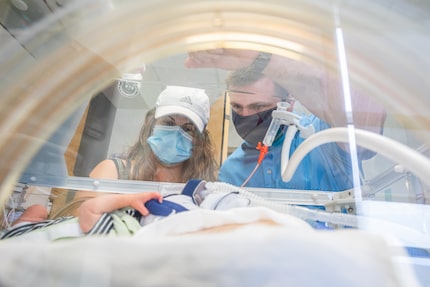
[125,108,218,182]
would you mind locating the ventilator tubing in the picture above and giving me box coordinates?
[281,127,430,188]
[205,181,359,228]
[205,181,430,248]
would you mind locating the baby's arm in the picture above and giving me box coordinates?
[78,192,162,233]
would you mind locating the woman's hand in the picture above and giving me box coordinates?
[129,192,163,216]
[79,192,162,233]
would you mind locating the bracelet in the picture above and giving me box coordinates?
[248,51,272,73]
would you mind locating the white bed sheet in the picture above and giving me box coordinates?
[0,207,421,287]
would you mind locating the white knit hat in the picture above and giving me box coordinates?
[155,86,210,132]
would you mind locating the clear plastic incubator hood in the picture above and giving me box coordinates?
[0,1,429,286]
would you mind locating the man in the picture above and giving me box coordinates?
[185,49,386,191]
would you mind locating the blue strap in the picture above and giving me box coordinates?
[182,179,205,197]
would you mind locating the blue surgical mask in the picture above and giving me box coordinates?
[147,125,193,165]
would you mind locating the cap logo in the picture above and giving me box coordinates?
[179,95,192,105]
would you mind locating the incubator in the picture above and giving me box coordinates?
[0,0,429,286]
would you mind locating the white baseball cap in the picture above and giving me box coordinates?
[155,86,210,133]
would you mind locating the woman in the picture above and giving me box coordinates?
[8,86,218,227]
[90,85,218,182]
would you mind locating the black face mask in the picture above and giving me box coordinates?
[232,107,277,147]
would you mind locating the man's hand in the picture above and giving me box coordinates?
[184,48,259,70]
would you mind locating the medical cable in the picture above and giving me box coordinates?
[240,142,268,187]
[206,181,359,227]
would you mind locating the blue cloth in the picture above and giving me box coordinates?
[219,114,362,191]
[144,179,206,216]
[145,199,190,216]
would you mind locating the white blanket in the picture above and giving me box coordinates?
[0,207,421,287]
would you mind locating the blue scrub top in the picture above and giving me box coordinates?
[218,115,360,191]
